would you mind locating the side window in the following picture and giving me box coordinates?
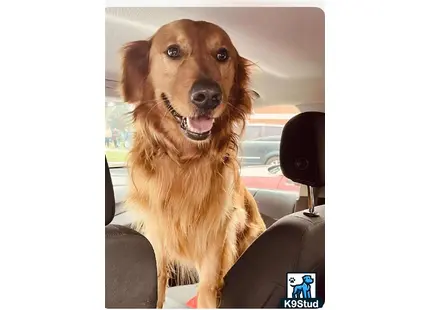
[243,126,261,140]
[264,126,283,137]
[105,99,134,167]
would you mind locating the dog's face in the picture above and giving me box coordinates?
[303,275,314,284]
[121,19,252,147]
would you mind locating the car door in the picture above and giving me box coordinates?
[262,125,284,137]
[238,125,263,166]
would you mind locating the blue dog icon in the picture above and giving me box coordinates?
[290,275,314,298]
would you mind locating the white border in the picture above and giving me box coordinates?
[2,1,430,310]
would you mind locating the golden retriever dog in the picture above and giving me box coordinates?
[120,19,266,308]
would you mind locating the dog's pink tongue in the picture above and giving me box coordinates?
[187,116,214,133]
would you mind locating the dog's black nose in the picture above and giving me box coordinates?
[190,79,222,110]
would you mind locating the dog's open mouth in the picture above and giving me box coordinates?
[161,93,214,141]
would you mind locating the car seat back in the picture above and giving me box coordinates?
[105,225,158,308]
[105,157,158,308]
[220,112,325,308]
[105,157,115,225]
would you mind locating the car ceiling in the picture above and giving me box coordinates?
[105,7,324,110]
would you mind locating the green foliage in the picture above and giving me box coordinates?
[105,103,134,131]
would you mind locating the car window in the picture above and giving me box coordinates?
[263,126,284,137]
[242,125,261,140]
[105,98,300,195]
[253,135,281,142]
[105,99,134,168]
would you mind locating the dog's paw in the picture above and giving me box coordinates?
[289,277,295,283]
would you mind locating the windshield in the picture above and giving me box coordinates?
[105,99,300,194]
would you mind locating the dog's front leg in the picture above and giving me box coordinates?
[196,247,221,308]
[153,246,168,308]
[197,239,236,308]
[156,257,168,308]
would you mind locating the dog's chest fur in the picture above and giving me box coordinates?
[129,154,240,262]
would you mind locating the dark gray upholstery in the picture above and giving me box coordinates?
[105,225,158,308]
[248,188,298,228]
[105,157,158,308]
[220,206,325,308]
[105,157,115,225]
[249,188,297,220]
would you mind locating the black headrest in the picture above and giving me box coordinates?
[105,225,158,308]
[279,112,325,187]
[105,157,115,225]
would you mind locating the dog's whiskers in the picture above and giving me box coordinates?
[224,101,243,113]
[143,100,165,121]
[162,109,171,119]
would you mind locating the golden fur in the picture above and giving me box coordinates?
[120,19,266,308]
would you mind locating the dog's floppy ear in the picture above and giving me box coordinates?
[230,56,253,114]
[120,40,151,103]
[228,56,254,136]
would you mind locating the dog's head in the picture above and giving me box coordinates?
[121,19,253,154]
[302,275,314,285]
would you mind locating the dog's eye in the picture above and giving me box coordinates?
[166,45,181,59]
[216,48,229,62]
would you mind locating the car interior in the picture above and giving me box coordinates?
[105,111,325,308]
[105,7,324,309]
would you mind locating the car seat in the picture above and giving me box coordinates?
[165,112,325,308]
[105,157,158,308]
